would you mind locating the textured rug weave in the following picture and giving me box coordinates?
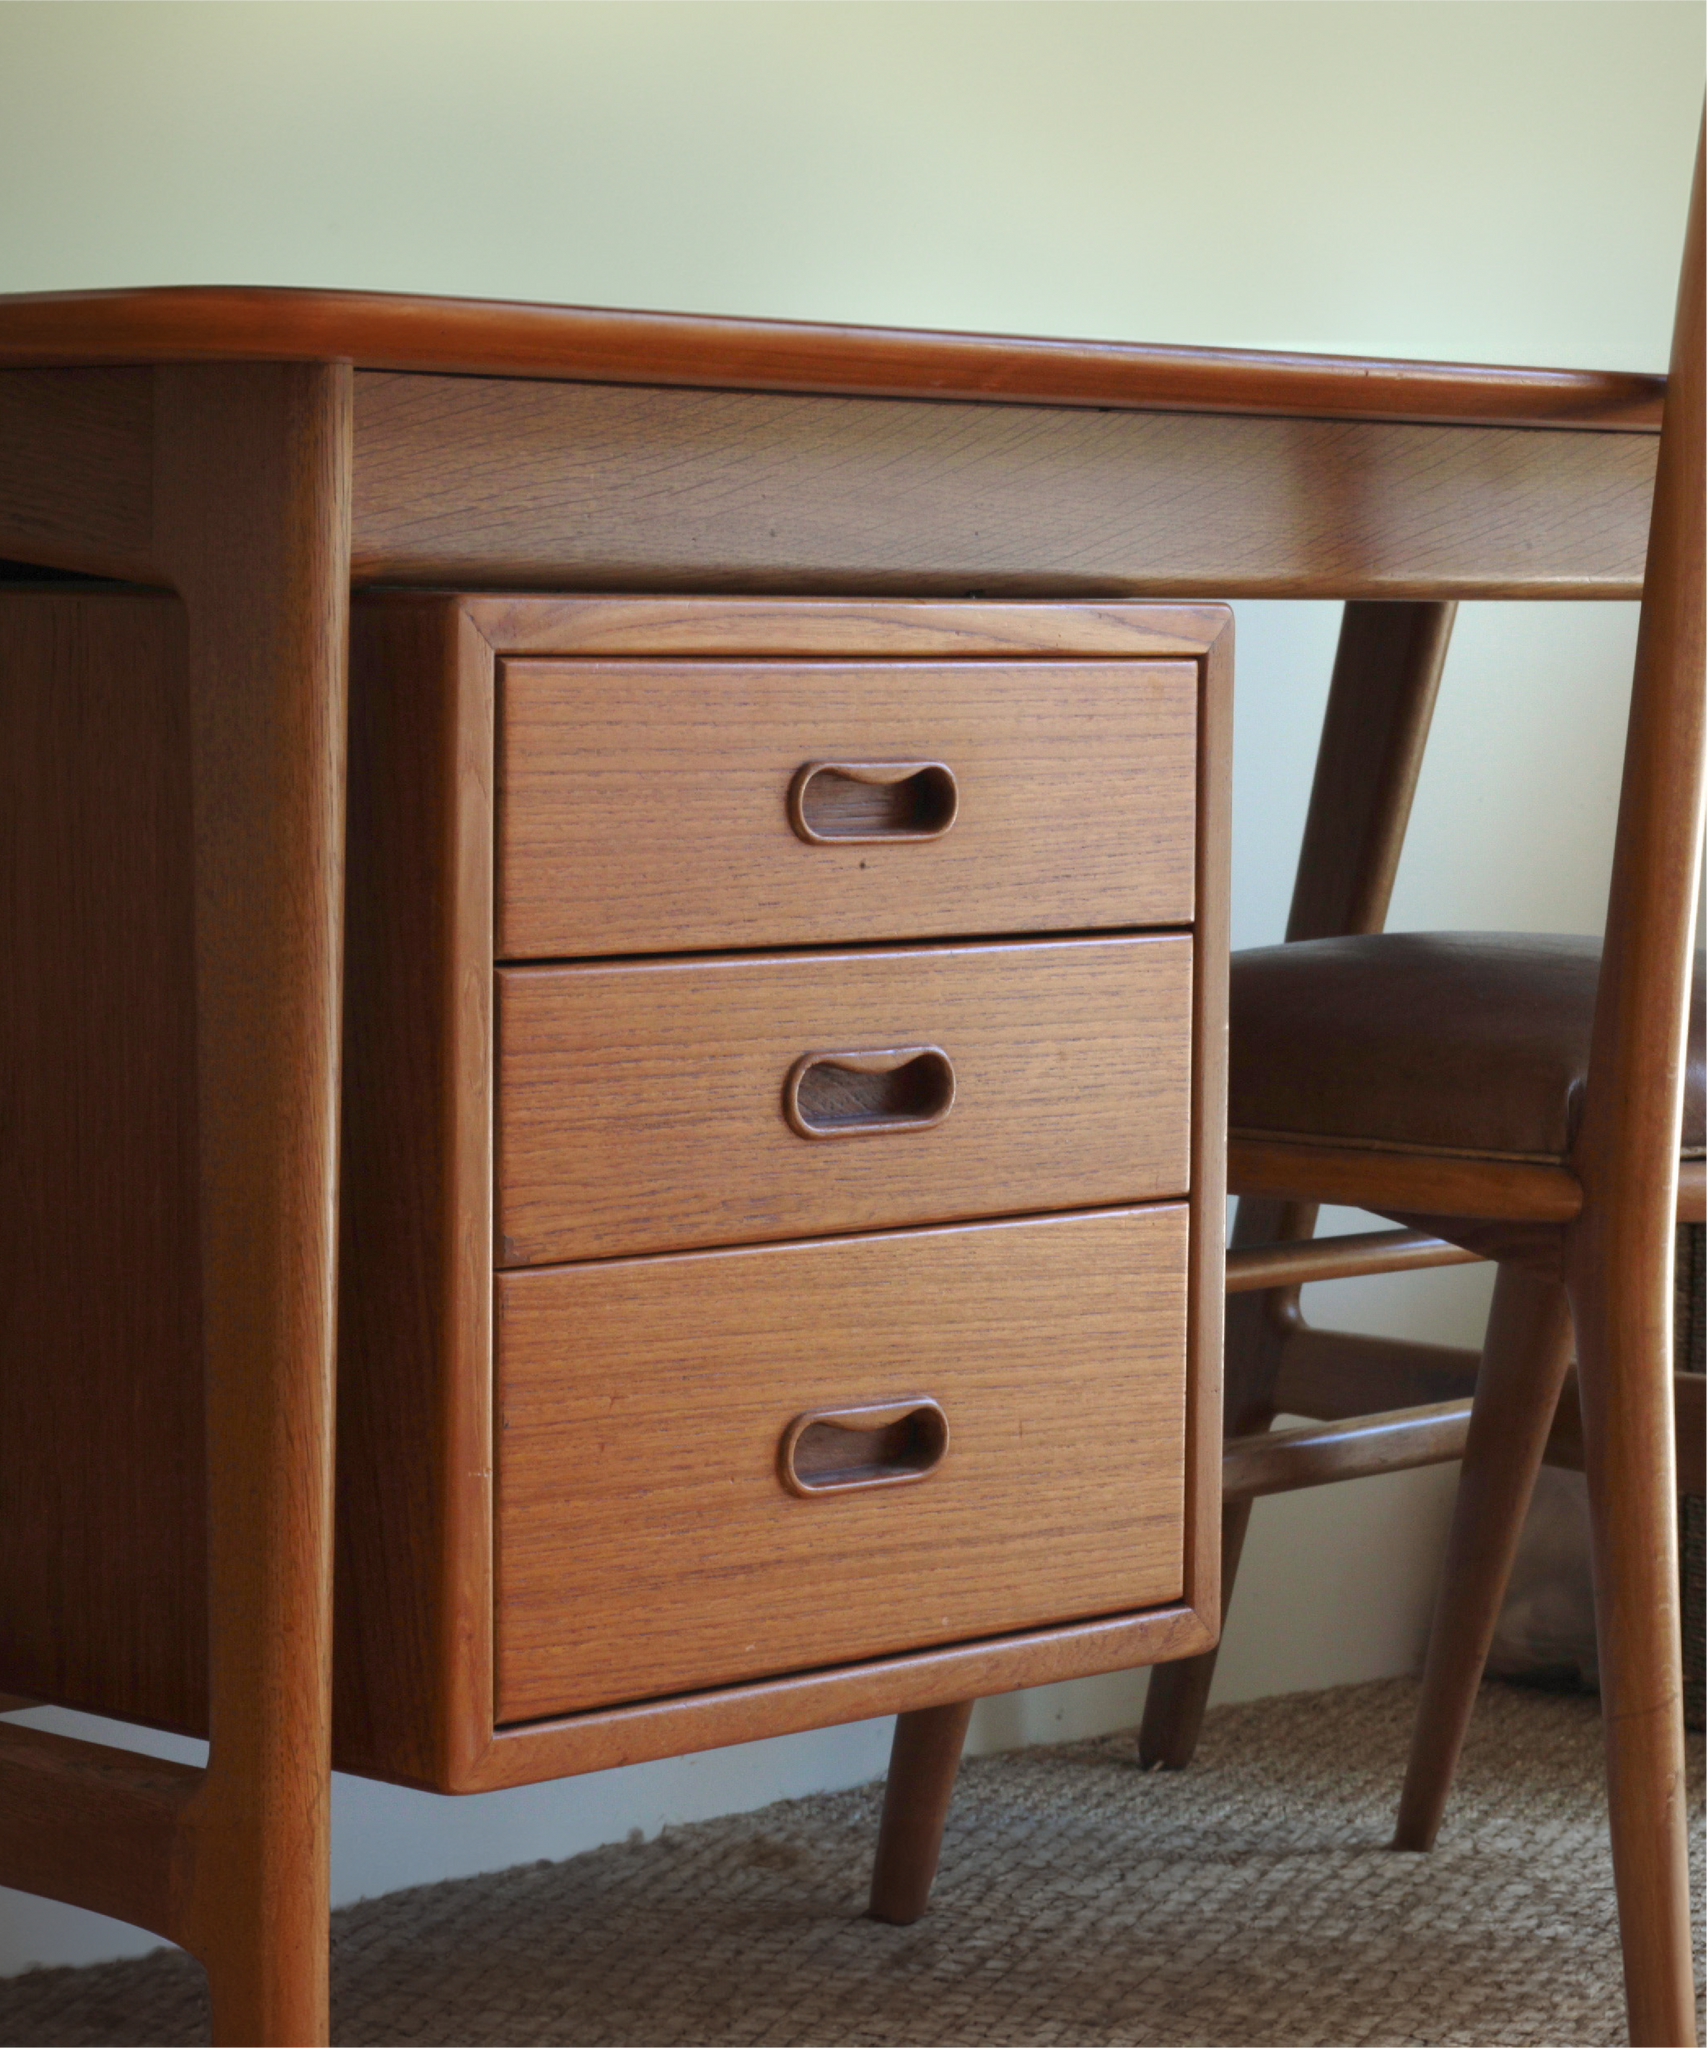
[1,1678,1701,2047]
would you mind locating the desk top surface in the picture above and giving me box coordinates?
[0,284,1664,433]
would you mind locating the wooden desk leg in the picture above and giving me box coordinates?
[1139,598,1455,1771]
[155,363,353,2048]
[868,1701,975,1925]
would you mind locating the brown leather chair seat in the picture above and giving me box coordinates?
[1230,932,1707,1165]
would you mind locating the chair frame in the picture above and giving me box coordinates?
[873,129,1704,2048]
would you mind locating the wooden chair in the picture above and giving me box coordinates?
[867,131,1704,2048]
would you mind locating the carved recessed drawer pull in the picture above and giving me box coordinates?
[779,1399,950,1498]
[788,760,958,844]
[783,1046,955,1139]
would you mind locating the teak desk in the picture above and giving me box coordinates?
[0,290,1663,2045]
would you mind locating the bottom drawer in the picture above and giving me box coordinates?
[496,1206,1189,1722]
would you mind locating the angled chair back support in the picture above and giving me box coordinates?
[865,121,1705,2048]
[1563,126,1704,2041]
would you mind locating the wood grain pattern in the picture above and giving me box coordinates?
[1078,626,1238,1793]
[0,1721,199,1946]
[496,657,1196,957]
[1275,1338,1705,1495]
[0,589,206,1733]
[1273,1328,1481,1419]
[496,937,1192,1265]
[154,361,352,2047]
[868,1701,975,1924]
[334,590,1209,1785]
[0,285,1665,428]
[332,596,496,1791]
[1559,130,1704,2048]
[0,368,155,581]
[1278,1343,1707,1490]
[1226,1134,1584,1221]
[458,594,1235,663]
[1221,1400,1473,1502]
[782,1045,957,1140]
[1223,1229,1479,1293]
[348,591,1225,1792]
[0,585,498,1805]
[1379,1211,1572,1277]
[0,377,355,2036]
[1542,1369,1707,1497]
[1182,619,1232,1629]
[1285,603,1457,943]
[471,1598,1215,1789]
[353,375,1656,601]
[0,586,1224,1817]
[488,1353,1687,1810]
[495,1208,1189,1723]
[1396,1269,1576,1852]
[1183,142,1705,2043]
[779,1397,949,1497]
[1141,596,1456,1768]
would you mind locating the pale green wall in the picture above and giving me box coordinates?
[1,1,1698,364]
[1,0,1700,1978]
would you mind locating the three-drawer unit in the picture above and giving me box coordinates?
[0,588,1229,1796]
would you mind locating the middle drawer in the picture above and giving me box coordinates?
[497,934,1192,1266]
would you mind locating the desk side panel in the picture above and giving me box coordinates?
[1184,620,1232,1626]
[333,597,496,1788]
[0,589,208,1732]
[0,369,158,584]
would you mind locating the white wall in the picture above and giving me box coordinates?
[2,0,1699,1978]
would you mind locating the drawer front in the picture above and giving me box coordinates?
[495,1207,1188,1722]
[497,935,1192,1265]
[497,659,1196,957]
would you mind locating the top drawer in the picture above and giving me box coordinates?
[497,659,1197,958]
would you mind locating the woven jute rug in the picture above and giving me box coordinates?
[1,1678,1701,2047]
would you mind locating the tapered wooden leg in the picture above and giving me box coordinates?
[1139,1198,1307,1768]
[1394,1265,1574,1850]
[868,1700,975,1924]
[156,363,353,2047]
[1282,601,1457,945]
[1568,1244,1697,2048]
[1136,1502,1249,1769]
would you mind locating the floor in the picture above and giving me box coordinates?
[0,1678,1701,2047]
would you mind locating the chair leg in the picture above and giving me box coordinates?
[1568,1248,1697,2047]
[867,1700,975,1925]
[1144,609,1456,1770]
[1393,1264,1574,1851]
